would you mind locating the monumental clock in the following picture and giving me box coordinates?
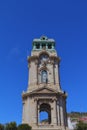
[22,36,69,130]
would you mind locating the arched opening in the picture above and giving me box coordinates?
[40,111,48,124]
[39,103,51,124]
[41,70,48,83]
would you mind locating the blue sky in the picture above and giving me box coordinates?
[0,0,87,125]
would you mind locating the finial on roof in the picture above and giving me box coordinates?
[40,35,48,40]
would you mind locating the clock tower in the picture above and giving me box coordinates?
[22,36,69,130]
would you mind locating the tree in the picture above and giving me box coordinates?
[75,121,87,130]
[17,124,31,130]
[0,124,4,130]
[5,122,17,130]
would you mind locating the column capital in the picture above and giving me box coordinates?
[34,98,38,101]
[52,98,57,102]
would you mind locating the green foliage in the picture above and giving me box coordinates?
[0,122,31,130]
[5,122,17,130]
[17,124,31,130]
[75,121,87,130]
[0,124,4,130]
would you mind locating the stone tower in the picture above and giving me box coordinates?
[22,36,69,130]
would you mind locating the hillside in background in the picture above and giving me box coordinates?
[68,112,87,123]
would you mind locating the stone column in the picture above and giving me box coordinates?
[35,60,38,85]
[63,99,68,126]
[33,43,36,50]
[33,99,38,125]
[28,62,31,87]
[51,106,54,125]
[51,99,57,126]
[58,63,61,88]
[22,101,25,123]
[52,43,54,49]
[40,44,42,50]
[53,62,55,85]
[46,43,48,49]
[57,100,60,126]
[28,61,38,88]
[37,103,40,125]
[60,97,64,126]
[54,61,60,89]
[48,61,54,84]
[54,99,57,125]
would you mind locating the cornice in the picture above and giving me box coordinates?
[22,86,67,99]
[27,56,38,62]
[27,55,60,63]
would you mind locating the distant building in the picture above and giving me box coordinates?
[68,114,87,129]
[79,117,87,123]
[68,117,77,130]
[22,36,69,130]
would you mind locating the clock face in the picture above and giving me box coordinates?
[40,54,49,62]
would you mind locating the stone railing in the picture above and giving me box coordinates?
[38,124,54,128]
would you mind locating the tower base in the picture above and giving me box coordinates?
[32,125,69,130]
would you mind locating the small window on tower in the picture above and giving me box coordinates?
[48,44,52,49]
[41,70,48,83]
[36,43,40,49]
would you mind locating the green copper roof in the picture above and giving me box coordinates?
[33,36,55,44]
